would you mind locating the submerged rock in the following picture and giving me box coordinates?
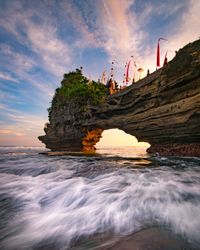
[71,228,190,250]
[39,39,200,156]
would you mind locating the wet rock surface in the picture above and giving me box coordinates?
[71,228,191,250]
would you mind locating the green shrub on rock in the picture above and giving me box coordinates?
[47,69,107,115]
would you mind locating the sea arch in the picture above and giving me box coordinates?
[97,129,149,148]
[39,40,200,156]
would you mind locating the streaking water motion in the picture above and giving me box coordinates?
[0,147,200,249]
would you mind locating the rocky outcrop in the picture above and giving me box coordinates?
[82,128,103,152]
[39,39,200,156]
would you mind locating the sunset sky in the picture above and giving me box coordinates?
[0,0,199,147]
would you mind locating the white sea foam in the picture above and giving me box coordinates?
[0,147,200,249]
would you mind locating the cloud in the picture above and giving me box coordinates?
[0,44,36,72]
[166,0,200,50]
[97,0,199,75]
[61,1,101,48]
[0,1,72,146]
[112,0,200,74]
[0,44,55,97]
[74,0,142,61]
[60,0,147,82]
[1,0,198,80]
[0,104,21,114]
[24,21,71,76]
[0,104,46,130]
[0,129,24,137]
[0,104,47,146]
[0,0,71,77]
[61,0,144,63]
[0,72,19,83]
[100,0,142,62]
[145,0,200,74]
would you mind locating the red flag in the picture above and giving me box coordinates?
[126,60,131,84]
[157,41,160,67]
[156,37,167,68]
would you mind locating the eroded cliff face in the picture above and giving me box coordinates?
[39,39,200,156]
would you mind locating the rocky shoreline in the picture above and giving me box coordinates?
[147,143,200,157]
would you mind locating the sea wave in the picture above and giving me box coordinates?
[0,147,200,249]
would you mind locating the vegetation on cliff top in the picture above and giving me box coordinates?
[48,69,107,114]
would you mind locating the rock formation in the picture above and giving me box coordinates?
[39,39,200,156]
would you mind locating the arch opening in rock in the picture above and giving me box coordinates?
[96,128,150,149]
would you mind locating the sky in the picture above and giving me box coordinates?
[0,0,199,147]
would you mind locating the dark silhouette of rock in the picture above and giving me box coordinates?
[39,39,200,156]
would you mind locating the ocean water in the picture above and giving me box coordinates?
[0,146,200,249]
